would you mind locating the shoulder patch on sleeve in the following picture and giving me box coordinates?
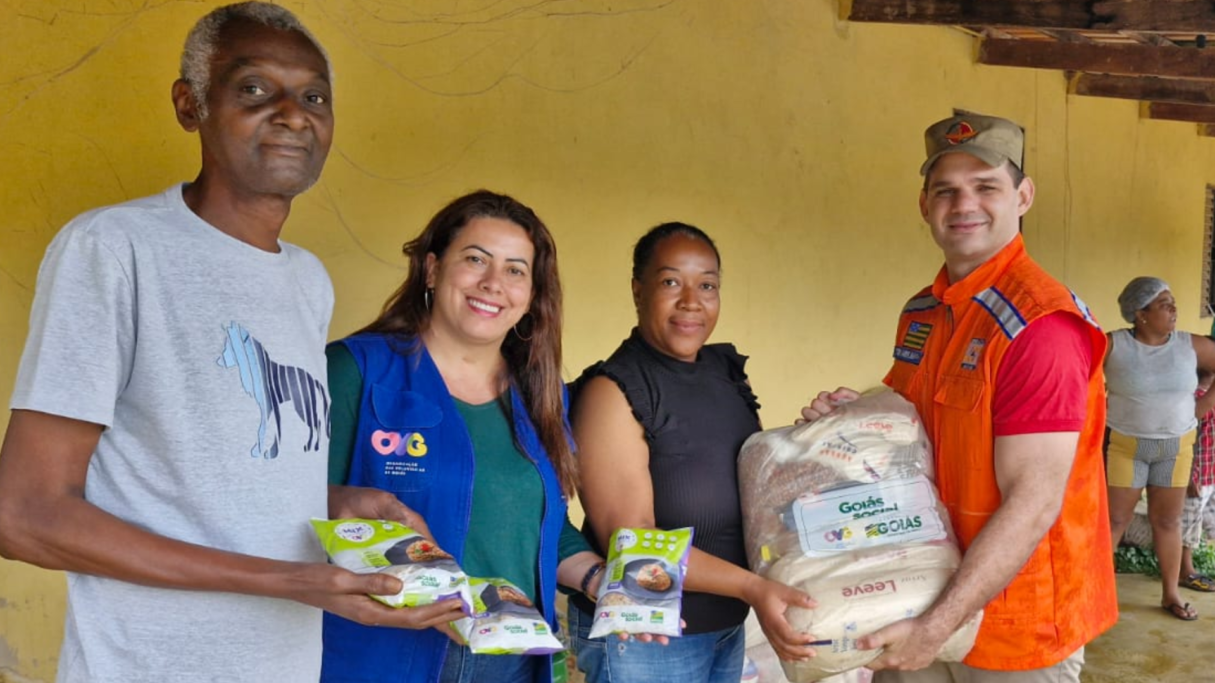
[973,287,1027,340]
[902,293,940,314]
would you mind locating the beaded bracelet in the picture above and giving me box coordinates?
[581,561,607,597]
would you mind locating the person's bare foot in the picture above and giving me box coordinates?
[1162,601,1199,621]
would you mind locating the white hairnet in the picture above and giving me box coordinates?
[1118,276,1170,323]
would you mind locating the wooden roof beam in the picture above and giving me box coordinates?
[1099,1,1215,33]
[1127,32,1177,47]
[979,38,1215,79]
[1142,101,1215,123]
[1040,30,1095,44]
[842,0,1215,32]
[1071,73,1215,105]
[841,0,1092,30]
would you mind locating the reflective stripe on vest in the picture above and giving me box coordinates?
[973,287,1026,340]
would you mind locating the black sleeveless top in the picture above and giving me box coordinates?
[570,328,761,633]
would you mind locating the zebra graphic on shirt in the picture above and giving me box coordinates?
[217,322,329,459]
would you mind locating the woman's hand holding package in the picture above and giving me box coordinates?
[609,619,688,646]
[798,387,861,425]
[742,574,818,662]
[328,485,435,541]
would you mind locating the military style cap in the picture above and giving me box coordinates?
[921,113,1024,176]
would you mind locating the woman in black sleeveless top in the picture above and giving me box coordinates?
[567,223,816,683]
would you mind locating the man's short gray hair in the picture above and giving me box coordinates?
[180,2,330,120]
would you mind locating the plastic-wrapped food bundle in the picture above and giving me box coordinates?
[454,577,563,655]
[739,391,931,574]
[311,518,474,614]
[588,527,692,639]
[737,391,981,682]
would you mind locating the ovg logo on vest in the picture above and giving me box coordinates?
[371,430,428,457]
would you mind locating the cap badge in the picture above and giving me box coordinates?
[944,122,978,145]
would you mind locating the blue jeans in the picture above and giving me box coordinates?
[568,604,745,683]
[439,642,539,683]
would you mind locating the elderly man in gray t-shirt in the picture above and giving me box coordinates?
[0,4,462,682]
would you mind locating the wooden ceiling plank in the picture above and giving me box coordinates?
[982,26,1016,40]
[844,0,1215,32]
[1144,102,1215,123]
[1040,29,1094,44]
[843,0,1100,30]
[980,39,1215,79]
[1128,32,1178,47]
[1071,73,1215,105]
[1094,1,1215,32]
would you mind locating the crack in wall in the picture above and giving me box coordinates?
[314,0,674,96]
[0,0,176,125]
[334,134,481,185]
[313,182,408,270]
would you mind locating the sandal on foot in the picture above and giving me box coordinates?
[1181,573,1215,592]
[1163,602,1199,621]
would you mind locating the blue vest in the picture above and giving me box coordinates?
[321,333,566,683]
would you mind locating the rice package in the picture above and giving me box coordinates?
[311,518,473,614]
[737,391,981,682]
[588,527,692,639]
[769,544,982,681]
[453,577,563,655]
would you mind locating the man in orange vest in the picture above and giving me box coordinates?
[802,113,1118,681]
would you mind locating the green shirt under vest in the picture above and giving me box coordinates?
[327,345,590,601]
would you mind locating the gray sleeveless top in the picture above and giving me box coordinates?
[1105,329,1197,438]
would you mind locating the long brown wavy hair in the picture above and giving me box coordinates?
[357,190,576,496]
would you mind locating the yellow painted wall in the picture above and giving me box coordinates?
[3,1,1215,679]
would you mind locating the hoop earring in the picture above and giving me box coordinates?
[425,288,433,312]
[513,315,534,342]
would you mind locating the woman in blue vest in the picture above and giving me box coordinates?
[567,223,817,683]
[321,190,606,683]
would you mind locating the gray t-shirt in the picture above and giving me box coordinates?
[11,185,333,683]
[1106,328,1198,438]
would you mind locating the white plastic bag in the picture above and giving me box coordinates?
[737,391,981,681]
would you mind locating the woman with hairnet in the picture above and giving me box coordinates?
[1105,276,1215,621]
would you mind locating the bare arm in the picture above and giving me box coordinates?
[0,410,464,630]
[557,550,603,593]
[858,430,1079,670]
[557,549,607,615]
[573,377,816,660]
[573,378,657,546]
[1194,335,1215,418]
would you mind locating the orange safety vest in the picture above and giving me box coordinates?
[883,235,1118,670]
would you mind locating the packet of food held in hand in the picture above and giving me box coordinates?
[452,577,563,655]
[588,527,693,639]
[311,518,473,614]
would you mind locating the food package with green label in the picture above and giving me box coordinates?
[588,527,693,639]
[452,577,563,655]
[736,391,982,682]
[311,518,473,614]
